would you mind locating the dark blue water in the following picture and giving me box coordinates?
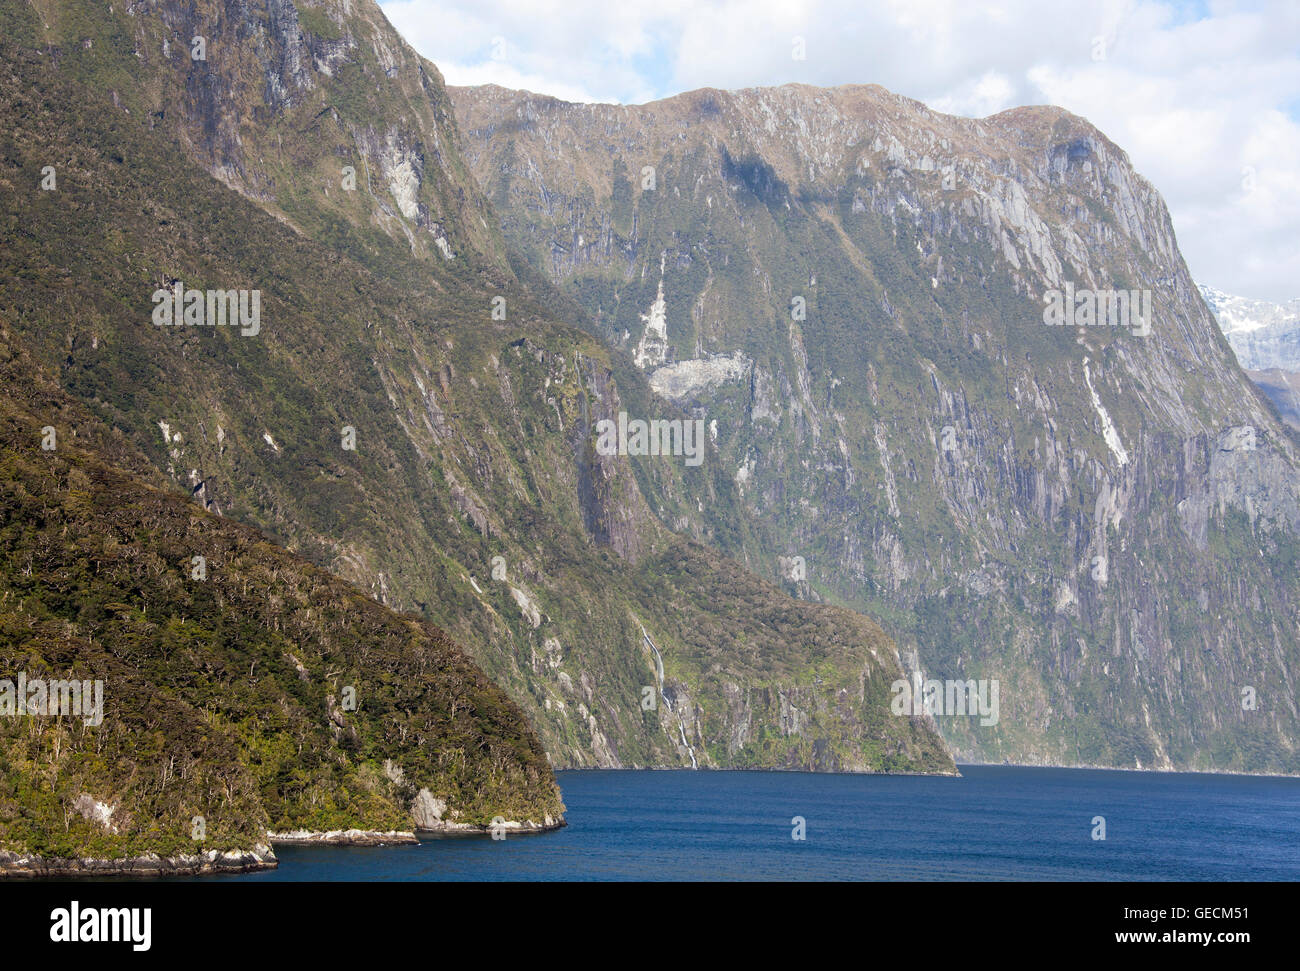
[224,765,1300,881]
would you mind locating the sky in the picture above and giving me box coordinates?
[379,0,1300,303]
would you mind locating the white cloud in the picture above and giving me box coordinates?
[380,0,1300,301]
[929,71,1017,117]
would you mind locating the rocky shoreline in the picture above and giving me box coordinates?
[0,816,569,877]
[267,829,419,846]
[409,788,565,835]
[0,845,278,878]
[416,816,567,836]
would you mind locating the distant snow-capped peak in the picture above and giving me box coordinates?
[1198,283,1300,373]
[1198,283,1300,335]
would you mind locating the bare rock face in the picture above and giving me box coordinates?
[411,789,448,830]
[650,353,752,402]
[450,81,1300,773]
[71,794,119,833]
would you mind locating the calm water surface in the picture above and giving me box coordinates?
[217,765,1300,881]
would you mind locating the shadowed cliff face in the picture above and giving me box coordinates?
[0,2,954,775]
[1246,370,1300,432]
[449,82,1300,773]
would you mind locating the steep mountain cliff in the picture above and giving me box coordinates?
[0,1,952,776]
[449,82,1300,773]
[22,0,507,271]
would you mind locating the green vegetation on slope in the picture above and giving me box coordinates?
[0,323,563,861]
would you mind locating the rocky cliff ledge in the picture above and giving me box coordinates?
[267,830,419,846]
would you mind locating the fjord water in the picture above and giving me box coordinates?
[231,766,1300,881]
